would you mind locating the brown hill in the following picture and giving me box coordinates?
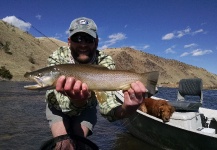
[0,20,217,88]
[103,48,217,88]
[0,20,67,81]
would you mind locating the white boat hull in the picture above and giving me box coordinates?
[124,110,217,150]
[115,91,217,150]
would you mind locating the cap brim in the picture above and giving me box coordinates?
[69,29,96,38]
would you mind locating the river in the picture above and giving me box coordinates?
[0,81,216,150]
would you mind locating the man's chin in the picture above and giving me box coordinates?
[76,56,91,64]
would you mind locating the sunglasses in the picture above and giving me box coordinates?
[71,34,95,44]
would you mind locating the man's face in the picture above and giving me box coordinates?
[68,32,98,64]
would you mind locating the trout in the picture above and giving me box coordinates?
[24,64,159,95]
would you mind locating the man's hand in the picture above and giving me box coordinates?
[116,81,147,118]
[55,75,91,107]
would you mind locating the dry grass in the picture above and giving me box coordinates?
[0,20,67,81]
[103,48,217,88]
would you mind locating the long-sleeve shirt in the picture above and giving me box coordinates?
[45,46,122,121]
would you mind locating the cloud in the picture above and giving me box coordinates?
[162,27,204,40]
[165,45,176,54]
[180,49,212,57]
[36,15,42,20]
[191,49,212,56]
[143,44,150,50]
[99,45,109,49]
[177,27,191,38]
[99,33,127,49]
[165,48,175,53]
[184,43,197,48]
[128,46,136,49]
[2,16,31,31]
[192,29,203,35]
[162,33,175,40]
[65,30,70,36]
[107,33,126,44]
[128,44,149,50]
[52,33,63,39]
[180,52,190,57]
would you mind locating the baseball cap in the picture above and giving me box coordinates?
[68,17,97,38]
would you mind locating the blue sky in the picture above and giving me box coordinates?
[1,0,217,74]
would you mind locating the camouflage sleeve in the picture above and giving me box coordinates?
[97,51,122,122]
[45,46,72,110]
[47,46,72,66]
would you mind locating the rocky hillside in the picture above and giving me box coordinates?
[0,20,217,88]
[0,20,67,80]
[103,48,217,88]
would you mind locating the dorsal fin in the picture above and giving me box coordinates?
[88,64,109,70]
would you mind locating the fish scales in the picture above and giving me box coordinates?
[54,64,145,90]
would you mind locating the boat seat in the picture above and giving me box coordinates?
[169,101,202,112]
[169,78,203,112]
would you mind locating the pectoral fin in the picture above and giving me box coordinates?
[94,91,107,104]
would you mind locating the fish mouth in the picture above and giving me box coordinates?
[24,76,44,90]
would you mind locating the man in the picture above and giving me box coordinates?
[45,17,147,148]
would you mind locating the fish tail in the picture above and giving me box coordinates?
[141,71,159,96]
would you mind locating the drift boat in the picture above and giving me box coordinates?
[115,78,217,150]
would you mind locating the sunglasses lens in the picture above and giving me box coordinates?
[71,35,94,43]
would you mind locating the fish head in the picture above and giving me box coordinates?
[24,66,61,90]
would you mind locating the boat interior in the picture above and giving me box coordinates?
[168,78,217,135]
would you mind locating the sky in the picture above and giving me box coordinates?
[1,0,217,74]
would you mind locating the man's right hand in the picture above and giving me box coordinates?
[55,75,91,107]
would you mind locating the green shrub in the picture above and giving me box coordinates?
[3,41,12,55]
[28,53,36,64]
[0,66,13,80]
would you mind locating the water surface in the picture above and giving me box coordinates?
[0,81,216,150]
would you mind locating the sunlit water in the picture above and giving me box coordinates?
[0,81,216,150]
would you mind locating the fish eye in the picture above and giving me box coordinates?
[38,73,42,77]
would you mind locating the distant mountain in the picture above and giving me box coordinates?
[103,48,217,88]
[0,20,67,81]
[0,20,217,88]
